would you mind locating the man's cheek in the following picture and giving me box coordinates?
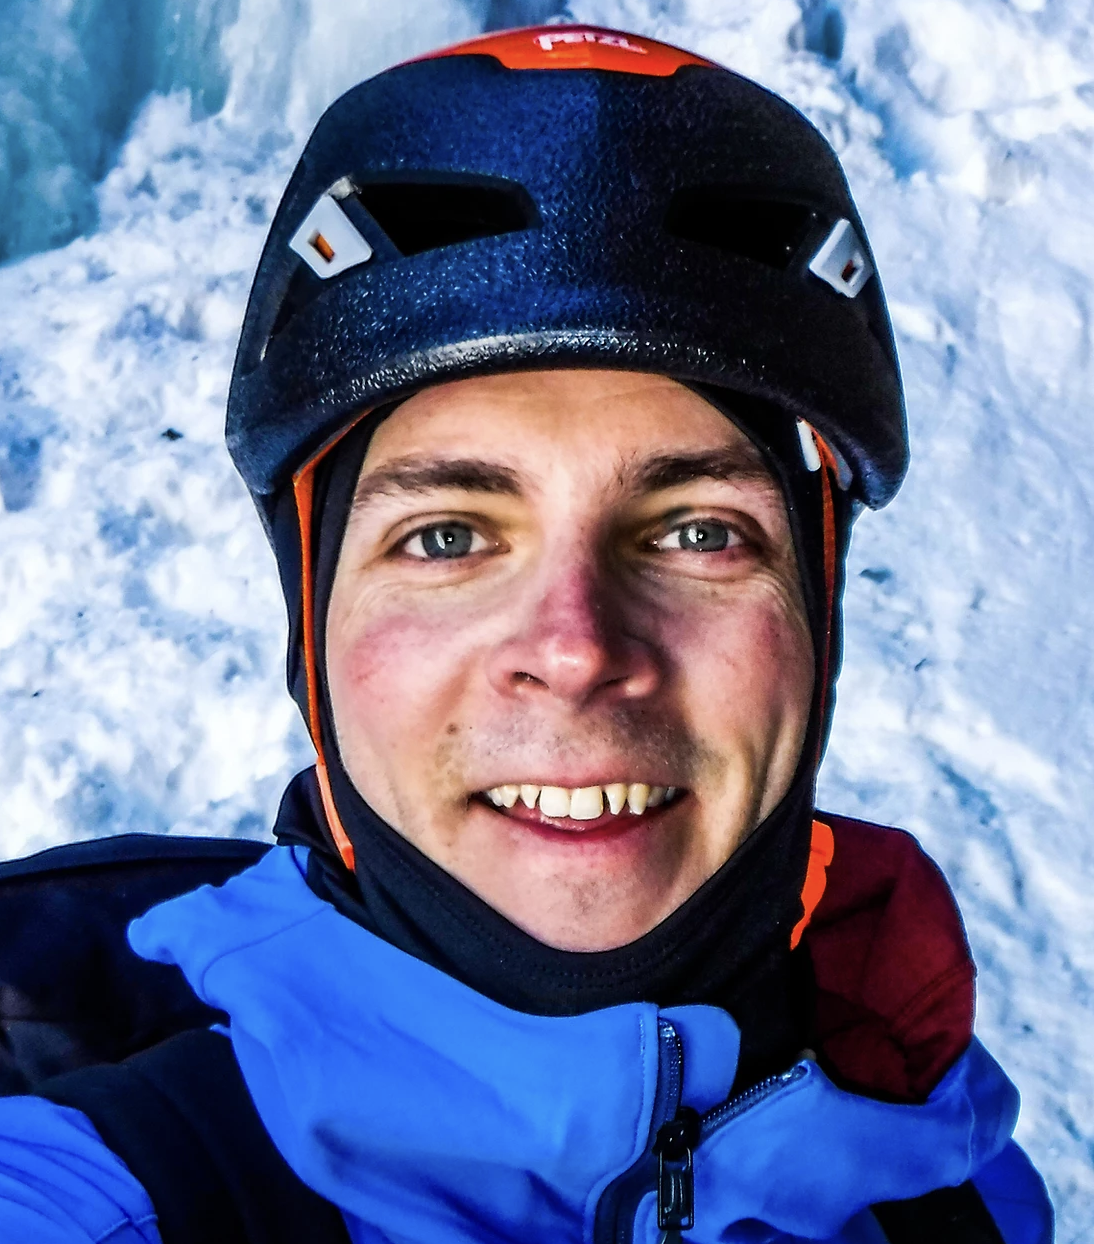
[677,605,812,740]
[681,598,807,678]
[331,610,475,733]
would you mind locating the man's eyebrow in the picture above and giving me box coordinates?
[351,457,523,512]
[352,449,775,512]
[629,449,776,494]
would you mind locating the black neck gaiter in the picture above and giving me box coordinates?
[270,391,850,1091]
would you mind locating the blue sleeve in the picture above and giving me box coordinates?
[973,1141,1054,1244]
[0,1095,162,1243]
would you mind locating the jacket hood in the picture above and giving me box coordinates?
[130,846,1020,1243]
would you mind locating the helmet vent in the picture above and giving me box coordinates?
[263,176,538,350]
[354,177,539,257]
[664,188,817,271]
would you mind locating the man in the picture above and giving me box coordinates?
[0,24,1053,1244]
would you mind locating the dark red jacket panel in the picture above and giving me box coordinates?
[805,814,976,1104]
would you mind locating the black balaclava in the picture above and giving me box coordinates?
[269,386,852,1091]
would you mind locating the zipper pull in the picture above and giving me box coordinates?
[653,1106,700,1236]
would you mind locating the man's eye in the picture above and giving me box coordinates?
[401,522,486,560]
[656,519,738,553]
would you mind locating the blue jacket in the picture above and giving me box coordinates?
[0,845,1053,1243]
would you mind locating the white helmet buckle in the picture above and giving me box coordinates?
[289,194,373,279]
[808,218,872,298]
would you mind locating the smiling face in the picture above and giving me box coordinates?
[325,370,814,951]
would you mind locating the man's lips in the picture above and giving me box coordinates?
[472,789,686,842]
[481,781,679,820]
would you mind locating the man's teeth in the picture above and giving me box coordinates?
[605,783,628,815]
[484,783,679,819]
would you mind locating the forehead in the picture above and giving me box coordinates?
[359,370,770,484]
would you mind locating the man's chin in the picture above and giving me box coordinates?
[492,888,687,953]
[443,796,699,951]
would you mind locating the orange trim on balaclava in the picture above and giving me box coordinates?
[791,428,841,945]
[791,818,835,949]
[291,413,376,873]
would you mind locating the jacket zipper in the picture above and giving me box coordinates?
[593,1035,809,1244]
[699,1062,809,1137]
[653,1104,701,1236]
[651,1063,807,1240]
[592,1018,685,1244]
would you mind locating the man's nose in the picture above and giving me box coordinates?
[485,556,662,708]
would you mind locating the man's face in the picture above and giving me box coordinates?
[326,370,814,951]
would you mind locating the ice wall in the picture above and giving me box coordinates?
[222,0,573,135]
[0,0,569,266]
[0,0,235,264]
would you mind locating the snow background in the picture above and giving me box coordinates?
[1,0,1092,1233]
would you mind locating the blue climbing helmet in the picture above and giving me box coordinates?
[226,23,906,531]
